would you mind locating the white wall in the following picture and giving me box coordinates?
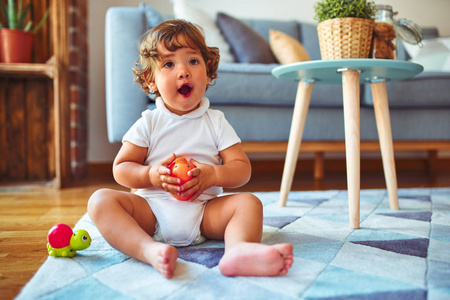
[88,0,450,163]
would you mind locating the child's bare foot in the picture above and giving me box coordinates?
[218,242,294,277]
[143,242,178,278]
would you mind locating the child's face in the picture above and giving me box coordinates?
[148,36,211,116]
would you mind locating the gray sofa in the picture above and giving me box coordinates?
[105,6,450,175]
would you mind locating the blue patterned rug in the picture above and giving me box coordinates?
[16,188,450,299]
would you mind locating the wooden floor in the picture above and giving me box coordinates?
[1,158,449,299]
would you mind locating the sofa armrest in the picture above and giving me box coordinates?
[105,7,149,143]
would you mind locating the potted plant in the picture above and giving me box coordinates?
[0,0,50,63]
[314,0,376,60]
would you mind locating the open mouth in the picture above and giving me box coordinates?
[178,84,192,97]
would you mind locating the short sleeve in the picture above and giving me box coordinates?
[122,110,152,148]
[208,109,241,151]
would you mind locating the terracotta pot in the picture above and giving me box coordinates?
[0,29,34,63]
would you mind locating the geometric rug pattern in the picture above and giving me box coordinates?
[16,188,450,299]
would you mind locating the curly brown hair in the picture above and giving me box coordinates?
[133,19,220,97]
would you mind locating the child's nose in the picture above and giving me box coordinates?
[177,66,190,79]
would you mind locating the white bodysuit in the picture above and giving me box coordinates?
[123,97,241,246]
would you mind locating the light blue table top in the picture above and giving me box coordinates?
[272,59,423,84]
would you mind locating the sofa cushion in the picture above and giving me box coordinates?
[172,0,234,63]
[402,37,450,72]
[139,2,165,28]
[206,104,450,142]
[297,22,322,60]
[269,29,311,64]
[363,72,450,108]
[397,27,440,61]
[216,12,276,64]
[240,18,322,61]
[210,105,348,141]
[221,17,320,61]
[242,19,300,42]
[205,62,346,108]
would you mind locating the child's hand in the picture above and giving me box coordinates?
[149,154,181,193]
[176,159,217,201]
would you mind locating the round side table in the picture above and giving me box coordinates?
[272,59,423,228]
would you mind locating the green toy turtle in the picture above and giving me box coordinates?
[47,224,91,257]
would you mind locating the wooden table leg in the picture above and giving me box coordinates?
[279,80,313,207]
[342,70,361,229]
[314,152,325,180]
[371,81,399,210]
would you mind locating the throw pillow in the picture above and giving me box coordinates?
[269,29,311,64]
[402,37,450,72]
[172,0,234,63]
[216,12,277,64]
[139,2,165,28]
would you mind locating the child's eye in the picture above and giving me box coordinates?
[190,59,200,66]
[163,61,174,68]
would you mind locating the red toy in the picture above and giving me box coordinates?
[169,157,195,201]
[47,224,91,257]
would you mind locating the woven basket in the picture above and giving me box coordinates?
[317,17,374,60]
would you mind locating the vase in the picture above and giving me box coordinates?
[317,17,374,60]
[0,29,34,63]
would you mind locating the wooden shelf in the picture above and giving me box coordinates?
[0,0,71,188]
[0,57,55,78]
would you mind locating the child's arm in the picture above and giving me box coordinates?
[180,143,251,200]
[113,141,178,190]
[213,143,252,188]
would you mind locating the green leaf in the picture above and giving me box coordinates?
[0,1,49,31]
[33,8,49,33]
[23,20,31,31]
[314,0,376,23]
[19,2,31,28]
[7,0,16,29]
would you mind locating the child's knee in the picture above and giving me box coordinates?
[87,188,114,213]
[240,193,263,212]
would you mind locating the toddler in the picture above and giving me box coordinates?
[88,19,293,279]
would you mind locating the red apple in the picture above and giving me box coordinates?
[168,157,195,201]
